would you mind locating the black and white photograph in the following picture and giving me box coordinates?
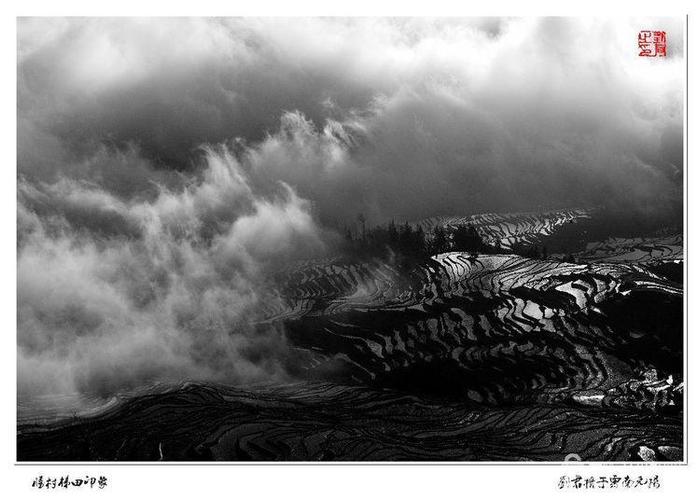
[6,3,698,496]
[14,14,686,464]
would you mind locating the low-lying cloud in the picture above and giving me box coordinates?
[18,145,326,398]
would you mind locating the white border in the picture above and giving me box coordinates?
[2,2,696,498]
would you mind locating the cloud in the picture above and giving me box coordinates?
[18,146,325,398]
[17,17,684,398]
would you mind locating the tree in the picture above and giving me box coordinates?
[387,220,399,246]
[431,225,449,254]
[357,213,366,240]
[451,224,483,253]
[398,222,413,254]
[413,226,426,256]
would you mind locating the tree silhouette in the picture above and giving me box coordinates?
[357,213,366,240]
[431,225,449,254]
[451,224,483,253]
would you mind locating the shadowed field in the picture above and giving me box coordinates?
[17,382,682,462]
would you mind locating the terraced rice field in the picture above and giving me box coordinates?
[18,210,683,462]
[555,234,683,264]
[414,209,590,250]
[18,382,682,461]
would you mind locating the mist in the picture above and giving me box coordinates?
[17,17,684,398]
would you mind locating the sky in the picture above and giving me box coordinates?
[17,17,685,398]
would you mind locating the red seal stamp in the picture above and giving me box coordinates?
[638,30,667,57]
